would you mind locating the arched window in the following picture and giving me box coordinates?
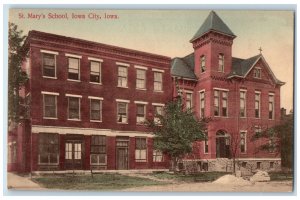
[218,54,224,72]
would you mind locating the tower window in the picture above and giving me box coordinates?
[200,55,206,73]
[218,54,224,72]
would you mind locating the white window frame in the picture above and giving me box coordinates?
[89,58,102,84]
[200,55,206,73]
[42,91,59,119]
[136,103,146,124]
[253,67,262,79]
[116,99,129,124]
[152,103,164,124]
[255,91,261,118]
[66,54,81,82]
[136,68,147,90]
[199,90,205,118]
[117,65,128,88]
[185,90,193,110]
[66,94,82,121]
[90,135,107,166]
[204,131,209,154]
[89,96,103,122]
[153,150,163,162]
[41,50,58,79]
[240,131,247,153]
[135,137,147,162]
[240,90,247,118]
[218,53,225,72]
[153,70,163,92]
[268,93,275,120]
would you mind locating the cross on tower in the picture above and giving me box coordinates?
[258,47,263,54]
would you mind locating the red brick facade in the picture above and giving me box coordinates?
[8,11,283,173]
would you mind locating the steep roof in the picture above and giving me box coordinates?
[171,53,197,80]
[229,54,285,85]
[171,53,284,85]
[190,11,236,42]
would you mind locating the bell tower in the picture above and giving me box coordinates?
[190,11,236,78]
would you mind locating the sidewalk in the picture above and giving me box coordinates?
[7,172,44,190]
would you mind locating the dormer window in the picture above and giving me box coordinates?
[200,55,206,73]
[253,68,261,79]
[218,54,224,72]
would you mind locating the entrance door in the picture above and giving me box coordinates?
[65,135,84,170]
[116,148,128,170]
[216,131,230,158]
[116,137,129,170]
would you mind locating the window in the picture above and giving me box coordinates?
[186,92,192,109]
[136,69,146,89]
[91,135,106,165]
[38,133,59,165]
[257,162,261,169]
[255,126,262,136]
[222,91,228,117]
[135,138,147,162]
[90,99,102,121]
[214,89,228,117]
[240,91,246,117]
[255,92,261,118]
[200,91,205,118]
[218,54,224,72]
[154,105,163,123]
[269,94,275,120]
[118,66,128,87]
[68,97,80,120]
[242,162,247,168]
[136,104,146,124]
[253,68,261,78]
[269,137,276,153]
[90,61,101,83]
[117,102,128,123]
[201,55,206,73]
[42,53,56,77]
[154,72,163,91]
[240,132,246,153]
[270,162,274,169]
[214,90,220,116]
[204,132,209,153]
[8,141,17,163]
[68,57,80,80]
[43,94,57,118]
[153,150,163,162]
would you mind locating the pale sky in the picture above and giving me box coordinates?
[9,9,294,111]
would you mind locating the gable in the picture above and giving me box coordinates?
[244,56,283,85]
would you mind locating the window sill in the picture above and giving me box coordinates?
[154,90,164,93]
[136,88,147,91]
[90,82,102,85]
[43,117,58,120]
[68,119,81,121]
[135,160,147,163]
[90,163,107,166]
[90,120,102,123]
[117,122,128,124]
[268,119,275,121]
[38,163,59,166]
[117,86,128,88]
[67,79,81,82]
[43,76,57,79]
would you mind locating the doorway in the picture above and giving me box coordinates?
[65,134,84,170]
[216,130,231,158]
[116,137,129,170]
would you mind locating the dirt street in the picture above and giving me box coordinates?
[122,180,293,192]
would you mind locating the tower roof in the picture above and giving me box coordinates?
[190,11,236,42]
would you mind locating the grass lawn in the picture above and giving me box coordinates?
[269,171,293,181]
[32,173,164,191]
[150,171,230,182]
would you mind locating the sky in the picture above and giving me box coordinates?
[9,9,294,111]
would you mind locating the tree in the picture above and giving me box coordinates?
[8,23,29,125]
[147,96,207,171]
[251,110,294,170]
